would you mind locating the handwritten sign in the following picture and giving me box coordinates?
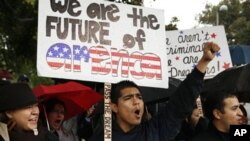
[166,26,232,80]
[37,0,168,88]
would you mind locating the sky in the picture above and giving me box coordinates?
[143,0,222,30]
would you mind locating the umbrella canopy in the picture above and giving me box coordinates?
[140,77,182,104]
[202,63,250,102]
[33,81,103,120]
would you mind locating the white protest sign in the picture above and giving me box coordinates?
[37,0,168,88]
[166,26,232,80]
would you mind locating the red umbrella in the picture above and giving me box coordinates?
[33,81,103,120]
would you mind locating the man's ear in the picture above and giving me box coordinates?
[110,103,118,113]
[213,109,222,120]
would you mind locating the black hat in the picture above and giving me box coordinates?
[0,83,38,112]
[17,74,29,83]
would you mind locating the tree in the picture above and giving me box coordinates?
[0,0,53,86]
[198,0,250,45]
[165,17,179,31]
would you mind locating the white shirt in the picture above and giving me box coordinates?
[0,122,10,141]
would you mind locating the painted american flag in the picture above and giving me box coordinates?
[73,45,90,71]
[89,46,162,79]
[46,43,72,71]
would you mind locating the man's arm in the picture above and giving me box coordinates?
[158,42,220,140]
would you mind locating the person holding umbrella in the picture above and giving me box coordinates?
[0,83,45,141]
[88,41,220,141]
[32,81,103,141]
[41,98,76,141]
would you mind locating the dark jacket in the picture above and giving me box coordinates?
[45,130,59,141]
[175,120,197,141]
[9,125,45,141]
[88,68,205,141]
[0,135,4,141]
[190,123,229,141]
[175,117,209,141]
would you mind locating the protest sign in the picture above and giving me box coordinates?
[37,0,167,88]
[166,26,232,80]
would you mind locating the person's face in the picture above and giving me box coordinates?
[111,87,144,132]
[47,104,65,130]
[216,97,243,132]
[7,104,39,130]
[189,108,201,127]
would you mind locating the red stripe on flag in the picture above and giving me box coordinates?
[92,67,110,73]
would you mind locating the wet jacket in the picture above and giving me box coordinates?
[88,67,205,141]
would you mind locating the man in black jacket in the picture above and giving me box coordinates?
[88,42,220,141]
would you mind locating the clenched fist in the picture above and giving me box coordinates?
[202,42,220,62]
[196,42,221,73]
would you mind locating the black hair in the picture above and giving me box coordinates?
[204,91,238,121]
[39,98,66,130]
[187,105,198,122]
[17,74,29,83]
[111,80,142,104]
[44,98,66,113]
[239,104,247,117]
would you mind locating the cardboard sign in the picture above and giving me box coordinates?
[37,0,168,88]
[166,26,232,80]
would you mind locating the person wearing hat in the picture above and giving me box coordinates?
[0,83,45,141]
[17,74,29,84]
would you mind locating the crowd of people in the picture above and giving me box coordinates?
[0,42,249,141]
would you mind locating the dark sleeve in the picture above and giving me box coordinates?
[150,67,205,140]
[195,117,209,134]
[45,130,60,141]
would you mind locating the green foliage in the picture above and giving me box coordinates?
[0,0,37,68]
[0,0,53,86]
[165,17,179,31]
[198,0,250,45]
[13,56,54,87]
